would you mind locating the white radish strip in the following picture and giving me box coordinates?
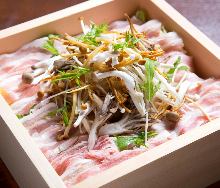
[97,33,119,42]
[74,103,93,127]
[175,81,190,106]
[121,67,143,85]
[72,56,83,66]
[80,18,88,34]
[155,92,175,106]
[111,56,119,66]
[155,71,179,101]
[159,63,174,68]
[92,51,117,63]
[37,85,89,109]
[124,48,142,59]
[176,71,188,90]
[99,115,129,136]
[171,63,189,83]
[101,93,114,114]
[132,65,145,81]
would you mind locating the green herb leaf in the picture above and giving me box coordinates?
[112,43,126,51]
[47,108,63,117]
[48,34,60,40]
[116,136,137,151]
[178,66,189,71]
[112,32,140,51]
[79,23,108,46]
[125,32,140,48]
[62,106,69,126]
[115,131,157,151]
[43,34,59,56]
[143,58,157,101]
[16,114,25,119]
[47,106,69,126]
[167,57,181,75]
[166,57,189,81]
[53,66,90,84]
[16,104,36,119]
[136,10,146,22]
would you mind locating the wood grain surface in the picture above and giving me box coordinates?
[0,0,220,187]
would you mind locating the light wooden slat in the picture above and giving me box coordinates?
[0,96,66,188]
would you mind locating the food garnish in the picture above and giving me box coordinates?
[116,131,157,151]
[19,11,201,150]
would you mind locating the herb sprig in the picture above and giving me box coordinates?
[113,32,140,51]
[115,131,157,151]
[141,58,160,101]
[43,34,59,56]
[16,104,36,119]
[52,66,90,85]
[166,57,189,81]
[79,23,108,46]
[136,10,147,22]
[48,106,69,126]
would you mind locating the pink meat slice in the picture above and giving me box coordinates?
[0,38,51,105]
[74,148,145,184]
[149,32,184,52]
[111,19,161,38]
[176,77,220,134]
[138,19,162,37]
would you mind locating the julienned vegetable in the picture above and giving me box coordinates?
[19,10,202,151]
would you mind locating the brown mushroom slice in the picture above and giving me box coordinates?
[165,111,180,122]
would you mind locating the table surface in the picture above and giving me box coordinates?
[0,0,220,187]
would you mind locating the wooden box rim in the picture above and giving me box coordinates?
[0,0,220,188]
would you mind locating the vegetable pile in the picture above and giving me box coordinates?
[20,12,194,151]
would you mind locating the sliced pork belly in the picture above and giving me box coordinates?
[138,19,162,37]
[0,38,51,105]
[159,51,193,68]
[176,78,220,134]
[150,32,184,52]
[109,16,144,30]
[111,19,162,38]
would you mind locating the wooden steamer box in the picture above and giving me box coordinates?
[0,0,220,187]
